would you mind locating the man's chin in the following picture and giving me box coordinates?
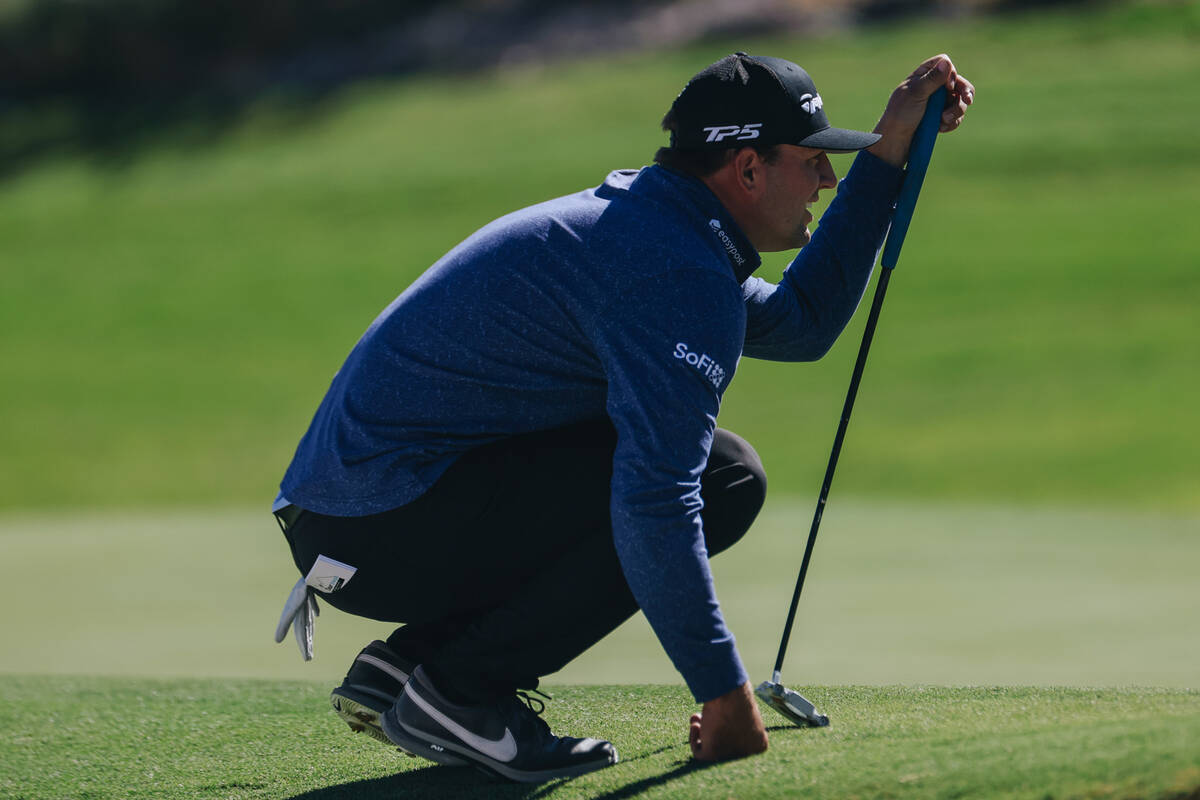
[760,229,812,253]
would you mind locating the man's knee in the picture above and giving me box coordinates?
[703,429,767,555]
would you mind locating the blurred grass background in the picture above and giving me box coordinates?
[2,1,1197,512]
[1,0,1198,687]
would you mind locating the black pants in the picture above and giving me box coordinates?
[280,418,766,701]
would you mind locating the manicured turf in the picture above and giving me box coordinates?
[2,501,1197,688]
[1,2,1197,512]
[1,676,1197,800]
[3,6,1198,797]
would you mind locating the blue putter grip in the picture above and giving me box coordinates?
[880,86,946,270]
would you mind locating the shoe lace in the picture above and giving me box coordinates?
[516,687,552,716]
[512,688,554,737]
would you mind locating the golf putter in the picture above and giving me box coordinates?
[756,87,947,729]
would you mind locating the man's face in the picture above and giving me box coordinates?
[754,145,838,252]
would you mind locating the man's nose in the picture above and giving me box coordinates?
[819,153,837,189]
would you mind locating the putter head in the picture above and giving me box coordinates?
[755,680,830,728]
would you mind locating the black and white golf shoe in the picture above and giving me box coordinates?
[382,665,618,783]
[330,640,467,764]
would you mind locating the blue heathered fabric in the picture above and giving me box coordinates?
[279,151,903,702]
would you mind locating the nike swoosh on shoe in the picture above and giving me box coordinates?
[403,683,519,762]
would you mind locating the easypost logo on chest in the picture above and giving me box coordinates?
[674,342,727,390]
[709,218,745,267]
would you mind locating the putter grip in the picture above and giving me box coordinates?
[880,86,946,270]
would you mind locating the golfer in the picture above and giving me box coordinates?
[273,51,973,781]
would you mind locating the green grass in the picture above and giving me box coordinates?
[2,677,1197,799]
[1,1,1198,512]
[3,7,1198,797]
[3,501,1197,688]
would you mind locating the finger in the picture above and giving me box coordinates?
[940,96,968,131]
[939,114,964,133]
[689,719,703,757]
[957,75,976,105]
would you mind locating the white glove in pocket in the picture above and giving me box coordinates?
[273,555,356,660]
[275,577,319,660]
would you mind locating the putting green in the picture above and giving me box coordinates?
[3,500,1195,688]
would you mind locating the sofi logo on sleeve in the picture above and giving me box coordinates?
[674,342,727,389]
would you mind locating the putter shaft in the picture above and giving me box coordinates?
[770,266,893,678]
[760,89,948,729]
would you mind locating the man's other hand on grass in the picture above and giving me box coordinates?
[689,681,769,761]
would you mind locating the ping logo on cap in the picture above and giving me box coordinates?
[798,93,823,115]
[702,123,762,143]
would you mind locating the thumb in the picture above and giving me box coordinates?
[915,55,951,96]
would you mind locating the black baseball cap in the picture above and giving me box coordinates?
[668,52,880,153]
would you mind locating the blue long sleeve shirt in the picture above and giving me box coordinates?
[279,151,903,702]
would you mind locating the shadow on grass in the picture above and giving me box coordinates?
[286,746,713,800]
[583,760,716,800]
[765,723,820,732]
[286,763,541,800]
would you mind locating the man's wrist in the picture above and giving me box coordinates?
[867,124,914,168]
[685,642,749,704]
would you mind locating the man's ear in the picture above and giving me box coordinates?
[700,147,768,241]
[732,147,763,195]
